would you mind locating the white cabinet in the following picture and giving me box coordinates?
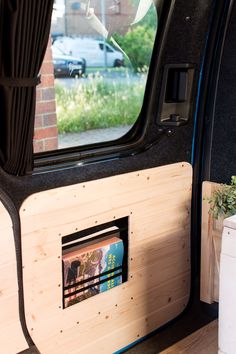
[219,215,236,354]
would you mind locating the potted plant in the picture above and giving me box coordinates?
[209,176,236,220]
[200,177,236,303]
[207,176,236,239]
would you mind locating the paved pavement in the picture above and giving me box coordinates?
[58,125,132,149]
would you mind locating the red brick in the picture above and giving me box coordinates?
[40,62,54,76]
[43,113,57,127]
[33,140,44,153]
[34,126,58,140]
[35,100,56,115]
[40,74,55,88]
[34,38,59,153]
[36,88,42,102]
[44,138,58,151]
[42,87,56,101]
[43,46,53,62]
[34,115,43,129]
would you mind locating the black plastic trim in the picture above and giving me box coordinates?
[64,272,123,298]
[17,347,40,354]
[63,266,123,291]
[201,0,235,181]
[157,63,195,127]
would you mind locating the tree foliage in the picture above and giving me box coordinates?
[111,2,157,71]
[209,176,236,219]
[112,25,156,71]
[129,0,158,29]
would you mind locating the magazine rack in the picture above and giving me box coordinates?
[62,218,128,308]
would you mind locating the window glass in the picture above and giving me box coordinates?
[99,43,113,52]
[34,0,159,153]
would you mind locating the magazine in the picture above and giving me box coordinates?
[63,233,124,307]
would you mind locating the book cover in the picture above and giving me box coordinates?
[63,234,124,308]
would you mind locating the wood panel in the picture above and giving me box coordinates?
[160,320,218,354]
[201,182,224,304]
[0,201,28,354]
[20,162,192,354]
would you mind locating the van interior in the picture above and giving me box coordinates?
[0,0,236,353]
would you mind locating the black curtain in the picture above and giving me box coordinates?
[0,0,54,175]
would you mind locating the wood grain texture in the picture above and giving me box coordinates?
[201,182,223,304]
[160,320,218,354]
[20,163,192,354]
[0,201,28,354]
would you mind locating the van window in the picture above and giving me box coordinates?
[99,43,114,53]
[34,0,158,153]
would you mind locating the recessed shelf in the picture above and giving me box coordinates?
[62,217,129,308]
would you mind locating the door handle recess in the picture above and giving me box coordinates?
[157,64,195,127]
[163,113,188,127]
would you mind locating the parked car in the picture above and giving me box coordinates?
[52,46,86,77]
[53,37,124,68]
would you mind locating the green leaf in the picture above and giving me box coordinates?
[208,177,236,219]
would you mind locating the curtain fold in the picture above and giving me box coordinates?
[0,0,54,175]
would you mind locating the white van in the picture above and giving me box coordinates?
[53,37,124,68]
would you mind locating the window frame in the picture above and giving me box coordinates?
[34,0,171,173]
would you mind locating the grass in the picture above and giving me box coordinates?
[86,67,128,74]
[55,72,146,134]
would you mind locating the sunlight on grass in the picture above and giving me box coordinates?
[55,73,146,134]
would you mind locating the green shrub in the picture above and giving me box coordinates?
[55,74,146,134]
[112,25,156,72]
[209,176,236,219]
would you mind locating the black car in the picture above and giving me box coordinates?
[52,46,86,78]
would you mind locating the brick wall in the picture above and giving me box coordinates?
[34,43,58,153]
[52,0,135,36]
